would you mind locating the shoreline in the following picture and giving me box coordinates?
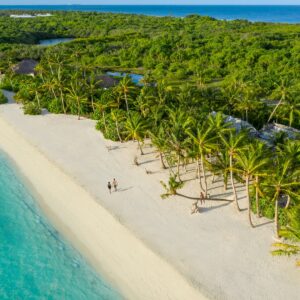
[0,91,299,299]
[0,100,205,299]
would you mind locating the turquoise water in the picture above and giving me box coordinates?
[39,38,74,46]
[106,71,143,86]
[0,151,122,300]
[1,5,300,23]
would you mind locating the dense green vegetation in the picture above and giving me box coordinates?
[0,90,7,104]
[2,11,300,127]
[0,11,299,265]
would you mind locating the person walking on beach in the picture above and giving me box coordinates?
[107,182,112,194]
[200,192,205,205]
[113,178,118,192]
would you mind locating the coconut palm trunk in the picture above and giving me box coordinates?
[274,195,280,238]
[255,175,260,217]
[285,195,291,209]
[159,152,167,169]
[124,92,129,113]
[268,99,283,123]
[201,156,208,197]
[223,173,228,191]
[137,140,144,155]
[60,89,66,114]
[115,119,123,142]
[246,176,254,228]
[101,111,107,135]
[196,158,204,191]
[230,154,240,211]
[177,153,181,180]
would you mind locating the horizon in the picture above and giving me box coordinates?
[3,1,300,6]
[2,4,300,6]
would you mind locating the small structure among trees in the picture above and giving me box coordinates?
[259,123,300,142]
[96,75,119,89]
[12,59,38,76]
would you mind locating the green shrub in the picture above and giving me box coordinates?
[0,91,7,104]
[91,109,102,120]
[23,102,42,115]
[48,98,63,114]
[96,119,120,141]
[160,175,184,199]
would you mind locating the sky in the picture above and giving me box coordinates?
[2,0,300,5]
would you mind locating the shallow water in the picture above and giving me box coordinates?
[0,151,122,299]
[106,71,143,85]
[39,38,73,46]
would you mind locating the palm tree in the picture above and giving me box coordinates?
[207,112,232,137]
[149,125,168,169]
[86,73,102,112]
[35,64,47,84]
[66,81,87,120]
[186,122,218,197]
[263,157,300,238]
[160,175,184,199]
[210,149,230,191]
[135,87,152,118]
[220,131,247,211]
[235,145,269,227]
[95,91,117,134]
[42,78,59,103]
[125,112,148,155]
[272,207,300,266]
[277,97,300,127]
[26,81,43,109]
[235,94,262,123]
[276,140,300,209]
[117,76,135,114]
[111,109,125,142]
[268,78,293,123]
[156,79,172,105]
[250,141,270,218]
[166,109,192,180]
[52,70,67,114]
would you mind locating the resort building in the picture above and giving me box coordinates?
[12,59,38,77]
[259,123,300,142]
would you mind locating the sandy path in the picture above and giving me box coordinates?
[0,90,299,299]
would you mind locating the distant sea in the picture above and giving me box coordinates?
[1,5,300,23]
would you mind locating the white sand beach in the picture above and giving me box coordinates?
[0,90,299,299]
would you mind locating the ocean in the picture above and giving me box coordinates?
[0,151,121,299]
[1,5,300,23]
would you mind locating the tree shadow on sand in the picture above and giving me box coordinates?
[201,201,231,212]
[176,193,233,203]
[117,186,133,192]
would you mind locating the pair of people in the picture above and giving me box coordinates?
[107,178,118,194]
